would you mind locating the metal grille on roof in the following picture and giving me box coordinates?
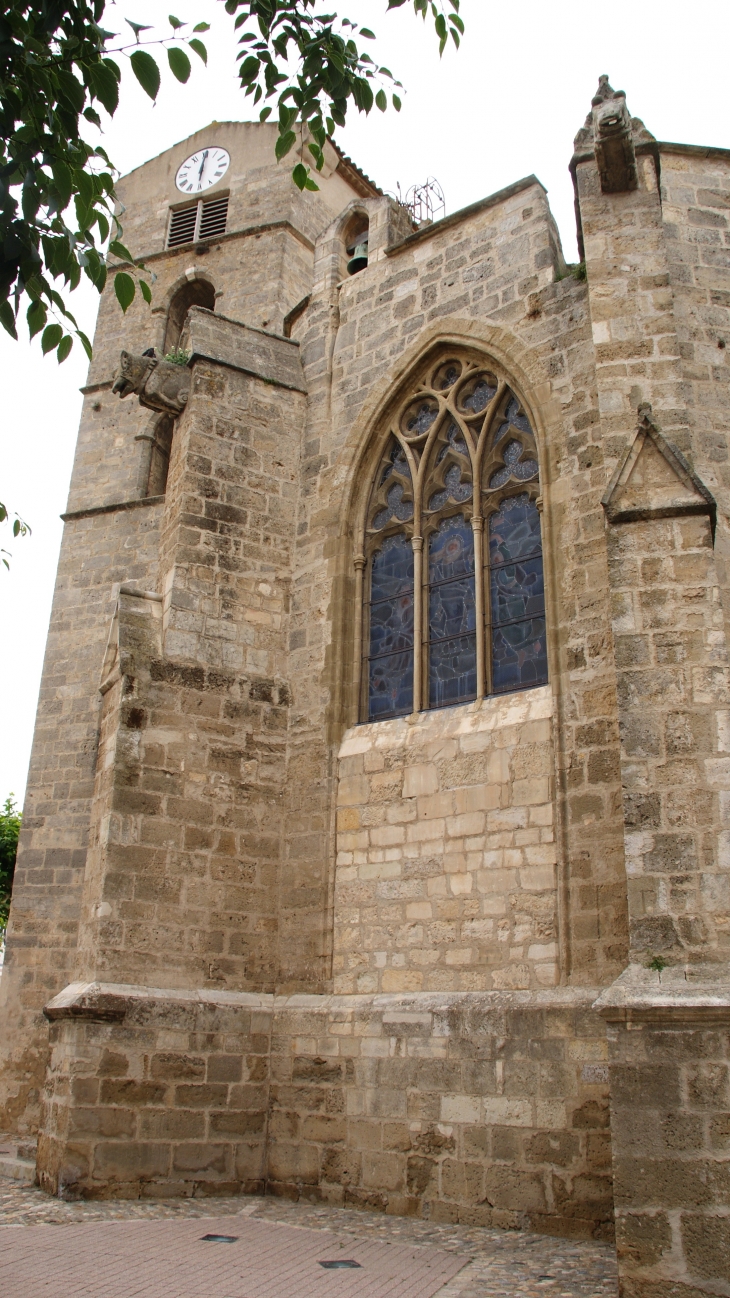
[166,195,228,248]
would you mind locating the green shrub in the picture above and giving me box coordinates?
[0,796,21,937]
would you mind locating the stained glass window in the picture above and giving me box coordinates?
[489,495,547,693]
[362,354,547,721]
[428,516,477,708]
[367,533,414,719]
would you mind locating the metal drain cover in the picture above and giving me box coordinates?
[200,1234,239,1243]
[319,1259,362,1269]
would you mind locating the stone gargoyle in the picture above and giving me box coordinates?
[112,350,190,415]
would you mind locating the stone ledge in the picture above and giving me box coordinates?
[44,980,602,1023]
[43,981,275,1022]
[61,496,165,523]
[594,961,730,1024]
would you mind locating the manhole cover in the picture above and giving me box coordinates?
[319,1260,362,1269]
[200,1234,239,1243]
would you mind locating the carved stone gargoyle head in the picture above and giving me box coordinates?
[112,350,190,415]
[573,75,656,195]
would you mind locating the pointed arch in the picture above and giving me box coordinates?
[350,338,549,721]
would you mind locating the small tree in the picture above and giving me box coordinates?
[0,795,21,940]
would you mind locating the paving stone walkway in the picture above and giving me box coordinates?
[0,1176,618,1297]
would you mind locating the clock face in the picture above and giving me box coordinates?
[175,147,230,195]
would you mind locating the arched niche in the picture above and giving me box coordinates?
[342,211,369,279]
[163,278,215,354]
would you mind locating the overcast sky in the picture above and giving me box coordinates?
[1,0,728,804]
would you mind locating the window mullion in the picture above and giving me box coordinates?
[194,200,202,242]
[484,513,493,697]
[471,515,485,699]
[354,554,366,724]
[411,536,423,715]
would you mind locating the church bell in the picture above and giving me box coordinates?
[347,239,369,275]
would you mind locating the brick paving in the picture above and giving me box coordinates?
[0,1176,618,1297]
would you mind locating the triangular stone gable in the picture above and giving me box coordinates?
[602,404,715,526]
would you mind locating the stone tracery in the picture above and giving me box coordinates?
[361,351,547,720]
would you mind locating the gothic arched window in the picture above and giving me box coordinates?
[360,353,547,721]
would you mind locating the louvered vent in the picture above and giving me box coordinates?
[167,205,198,247]
[166,195,229,249]
[199,196,228,240]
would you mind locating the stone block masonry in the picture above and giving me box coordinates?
[334,688,559,994]
[40,982,612,1240]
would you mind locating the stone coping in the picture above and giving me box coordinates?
[340,683,554,755]
[594,961,730,1023]
[44,980,604,1023]
[385,175,545,258]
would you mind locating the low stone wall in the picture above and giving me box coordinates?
[38,983,613,1238]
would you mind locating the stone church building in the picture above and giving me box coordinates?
[1,78,729,1295]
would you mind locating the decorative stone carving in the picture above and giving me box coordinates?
[112,350,190,414]
[602,402,716,526]
[573,75,656,194]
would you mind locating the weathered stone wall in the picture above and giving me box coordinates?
[606,506,730,962]
[294,183,629,991]
[39,981,612,1240]
[660,145,730,642]
[334,687,558,994]
[0,504,163,1131]
[0,127,371,1131]
[597,965,730,1298]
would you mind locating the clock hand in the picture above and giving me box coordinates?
[198,150,208,185]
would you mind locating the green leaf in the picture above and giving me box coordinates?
[126,19,152,39]
[359,27,376,37]
[292,163,308,191]
[76,330,93,361]
[114,272,135,313]
[167,47,191,83]
[393,93,402,111]
[450,13,465,32]
[109,239,134,263]
[376,89,387,112]
[57,335,73,363]
[41,324,63,354]
[193,21,211,31]
[26,300,47,340]
[189,39,207,63]
[88,59,120,114]
[56,70,85,113]
[168,14,183,28]
[275,130,296,161]
[239,55,260,84]
[304,177,319,192]
[139,279,152,305]
[50,161,73,210]
[259,106,272,121]
[130,50,161,100]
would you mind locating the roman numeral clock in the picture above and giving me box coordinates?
[175,146,230,194]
